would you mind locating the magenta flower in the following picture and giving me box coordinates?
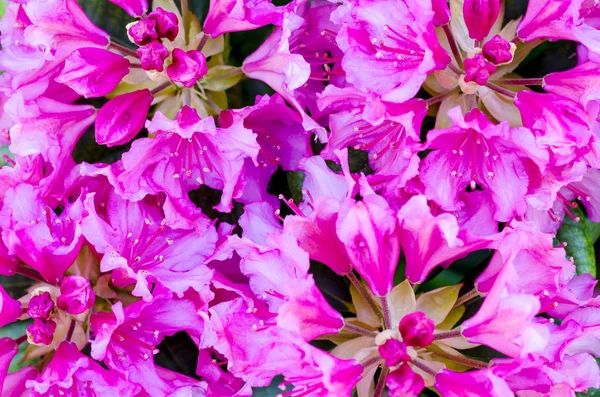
[387,363,425,397]
[463,0,500,41]
[27,291,54,321]
[333,0,450,103]
[90,291,209,395]
[435,368,513,397]
[111,106,259,212]
[0,183,84,283]
[55,48,130,98]
[337,189,400,296]
[109,0,148,18]
[57,275,95,315]
[147,7,179,41]
[28,341,136,396]
[204,0,292,37]
[136,41,169,72]
[482,35,513,64]
[95,89,153,148]
[0,338,18,396]
[397,195,494,283]
[463,53,497,85]
[0,284,23,328]
[420,107,548,222]
[81,191,217,300]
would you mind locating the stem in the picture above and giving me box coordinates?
[197,34,209,52]
[150,81,172,95]
[443,24,464,70]
[433,328,462,341]
[412,359,438,377]
[109,41,138,58]
[15,335,27,345]
[361,356,383,368]
[497,78,544,86]
[447,62,463,76]
[426,89,459,106]
[182,88,191,107]
[343,322,379,338]
[181,0,189,44]
[454,289,480,307]
[380,297,391,330]
[373,366,389,397]
[431,350,489,369]
[484,81,516,99]
[17,265,47,283]
[65,320,76,342]
[347,272,383,319]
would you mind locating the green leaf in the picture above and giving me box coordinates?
[201,65,244,92]
[253,376,287,397]
[0,146,13,168]
[556,206,596,277]
[0,0,6,19]
[286,171,305,205]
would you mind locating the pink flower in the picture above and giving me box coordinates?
[203,0,292,37]
[420,107,548,222]
[334,0,450,103]
[0,184,84,283]
[90,290,210,396]
[242,14,326,139]
[435,368,513,397]
[27,341,135,396]
[397,195,494,283]
[0,284,23,328]
[387,364,424,397]
[318,86,426,189]
[167,49,208,88]
[81,190,217,301]
[337,188,400,296]
[463,0,500,41]
[0,338,18,396]
[543,62,600,112]
[22,0,109,60]
[55,48,130,98]
[462,271,549,357]
[108,0,148,18]
[57,275,95,315]
[27,319,57,345]
[95,89,153,148]
[111,106,259,212]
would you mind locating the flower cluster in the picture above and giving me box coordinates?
[0,0,600,395]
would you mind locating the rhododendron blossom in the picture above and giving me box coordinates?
[0,0,600,395]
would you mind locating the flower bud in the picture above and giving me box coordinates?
[137,41,169,72]
[128,19,158,46]
[27,291,54,320]
[399,312,435,348]
[463,0,500,42]
[57,276,95,315]
[464,53,497,85]
[56,48,131,98]
[482,35,514,65]
[148,7,179,41]
[387,363,425,397]
[27,319,56,345]
[167,49,208,88]
[95,89,153,147]
[432,0,450,26]
[378,338,410,367]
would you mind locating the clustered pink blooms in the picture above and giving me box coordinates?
[1,0,600,395]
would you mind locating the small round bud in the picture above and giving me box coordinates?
[129,19,159,46]
[378,338,410,367]
[399,312,435,348]
[27,319,56,345]
[148,7,179,41]
[137,41,169,72]
[167,49,208,88]
[482,35,514,65]
[57,276,95,315]
[464,53,497,86]
[27,291,54,320]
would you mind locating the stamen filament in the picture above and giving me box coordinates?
[431,350,489,369]
[346,272,383,319]
[343,322,379,338]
